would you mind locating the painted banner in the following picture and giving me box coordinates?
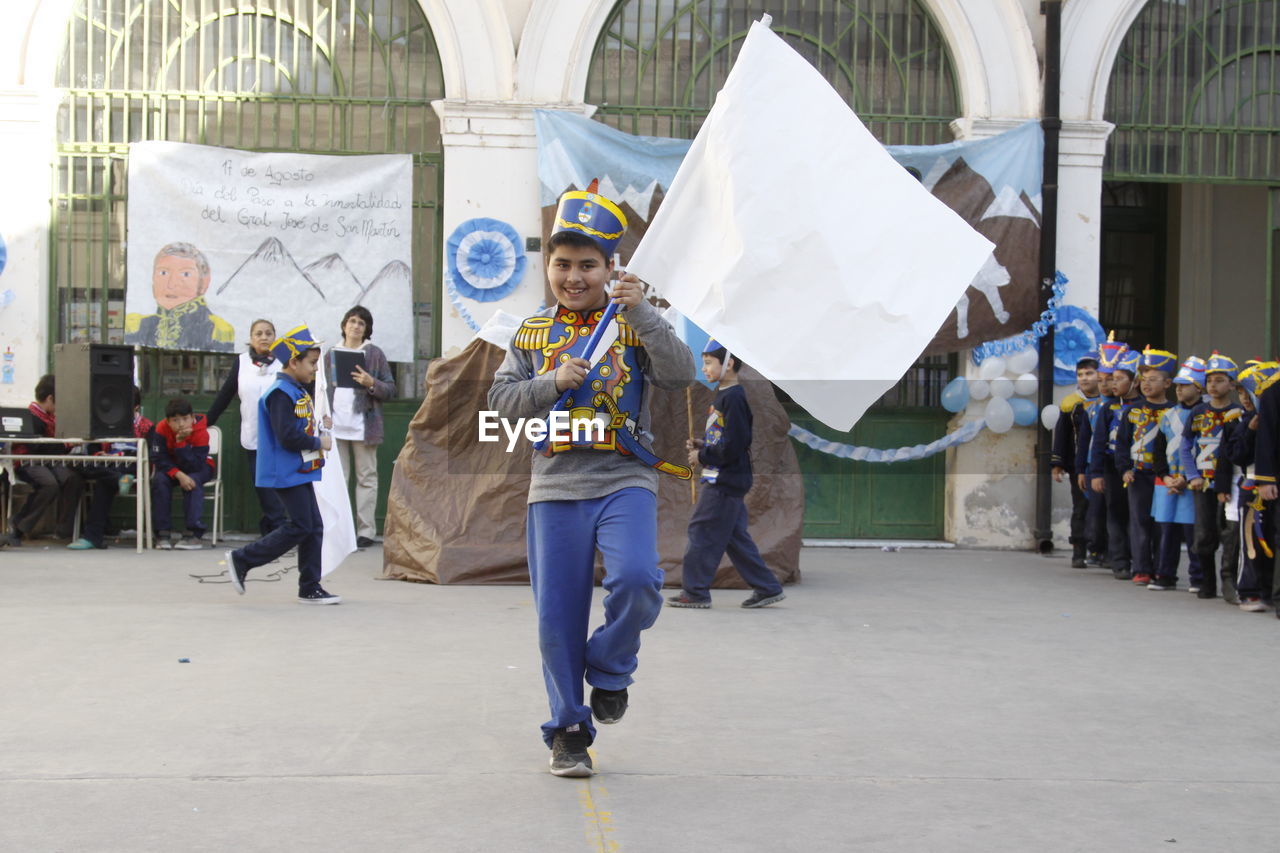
[126,142,414,361]
[535,107,1042,358]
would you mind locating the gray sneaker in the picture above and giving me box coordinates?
[175,535,206,550]
[549,724,593,777]
[154,533,175,550]
[742,590,786,608]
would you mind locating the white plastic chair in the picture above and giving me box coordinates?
[205,426,224,544]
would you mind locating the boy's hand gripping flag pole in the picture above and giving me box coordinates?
[625,16,995,433]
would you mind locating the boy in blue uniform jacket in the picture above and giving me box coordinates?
[1052,353,1102,567]
[488,183,693,778]
[225,325,340,605]
[1090,342,1140,578]
[1239,361,1280,612]
[1180,352,1241,601]
[668,342,784,609]
[1116,347,1177,586]
[1149,357,1204,591]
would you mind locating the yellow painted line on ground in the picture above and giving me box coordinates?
[578,749,620,853]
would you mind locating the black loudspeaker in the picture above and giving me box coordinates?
[54,343,135,439]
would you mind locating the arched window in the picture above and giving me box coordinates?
[53,0,445,384]
[1106,0,1279,182]
[587,0,961,144]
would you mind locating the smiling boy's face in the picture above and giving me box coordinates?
[547,244,612,313]
[152,255,209,310]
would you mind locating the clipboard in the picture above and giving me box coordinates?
[332,349,367,389]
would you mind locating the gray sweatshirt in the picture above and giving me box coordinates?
[487,298,694,503]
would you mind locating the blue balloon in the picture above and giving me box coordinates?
[1009,396,1038,427]
[940,376,969,413]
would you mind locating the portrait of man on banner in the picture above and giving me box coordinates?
[125,242,236,353]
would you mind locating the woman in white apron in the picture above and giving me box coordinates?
[206,318,288,534]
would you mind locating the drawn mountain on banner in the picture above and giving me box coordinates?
[217,237,325,299]
[304,253,364,307]
[361,260,412,300]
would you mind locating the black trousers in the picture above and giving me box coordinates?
[1192,489,1230,595]
[1103,466,1131,571]
[1127,471,1158,577]
[235,483,322,593]
[1236,494,1275,601]
[78,467,121,547]
[1068,475,1089,551]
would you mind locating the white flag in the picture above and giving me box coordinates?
[312,358,356,576]
[626,20,995,432]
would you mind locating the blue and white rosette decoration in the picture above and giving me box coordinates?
[1051,304,1105,386]
[446,218,527,331]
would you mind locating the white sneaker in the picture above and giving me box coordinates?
[1239,598,1269,612]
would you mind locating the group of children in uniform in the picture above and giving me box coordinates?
[1053,335,1280,614]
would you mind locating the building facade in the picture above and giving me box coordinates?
[1,0,1276,545]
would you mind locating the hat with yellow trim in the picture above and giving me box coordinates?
[1139,346,1178,375]
[1115,348,1141,376]
[1205,351,1239,379]
[1238,360,1280,398]
[1173,356,1206,388]
[270,324,320,365]
[1097,331,1129,375]
[553,178,628,259]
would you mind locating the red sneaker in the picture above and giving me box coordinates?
[1132,574,1152,584]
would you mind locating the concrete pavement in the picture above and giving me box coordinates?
[2,541,1278,852]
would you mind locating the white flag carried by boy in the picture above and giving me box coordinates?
[312,358,356,576]
[626,19,996,432]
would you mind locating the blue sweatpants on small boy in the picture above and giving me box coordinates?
[680,484,782,602]
[527,488,664,746]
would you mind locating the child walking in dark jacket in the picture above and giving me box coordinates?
[669,342,784,609]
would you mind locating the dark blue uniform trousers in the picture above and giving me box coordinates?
[680,483,782,602]
[1128,471,1158,576]
[234,482,322,594]
[527,487,664,747]
[1103,465,1131,571]
[151,466,213,536]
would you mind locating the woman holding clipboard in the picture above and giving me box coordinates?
[325,305,396,549]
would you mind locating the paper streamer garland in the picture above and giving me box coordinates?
[447,276,482,332]
[971,271,1068,364]
[446,218,526,303]
[0,231,7,277]
[788,419,987,463]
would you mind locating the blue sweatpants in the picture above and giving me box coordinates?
[527,487,664,747]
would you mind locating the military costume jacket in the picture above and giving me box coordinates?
[1178,401,1241,492]
[488,298,693,504]
[1115,399,1173,474]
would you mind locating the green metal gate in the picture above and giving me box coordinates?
[587,0,961,539]
[52,0,445,533]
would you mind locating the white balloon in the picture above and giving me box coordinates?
[985,396,1015,434]
[969,378,991,401]
[1008,347,1039,375]
[1040,403,1060,430]
[1013,373,1039,396]
[990,376,1015,399]
[979,356,1007,381]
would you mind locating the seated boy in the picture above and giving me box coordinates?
[669,341,784,609]
[2,374,82,547]
[149,397,215,549]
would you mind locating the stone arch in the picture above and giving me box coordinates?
[516,0,1039,120]
[1059,0,1150,121]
